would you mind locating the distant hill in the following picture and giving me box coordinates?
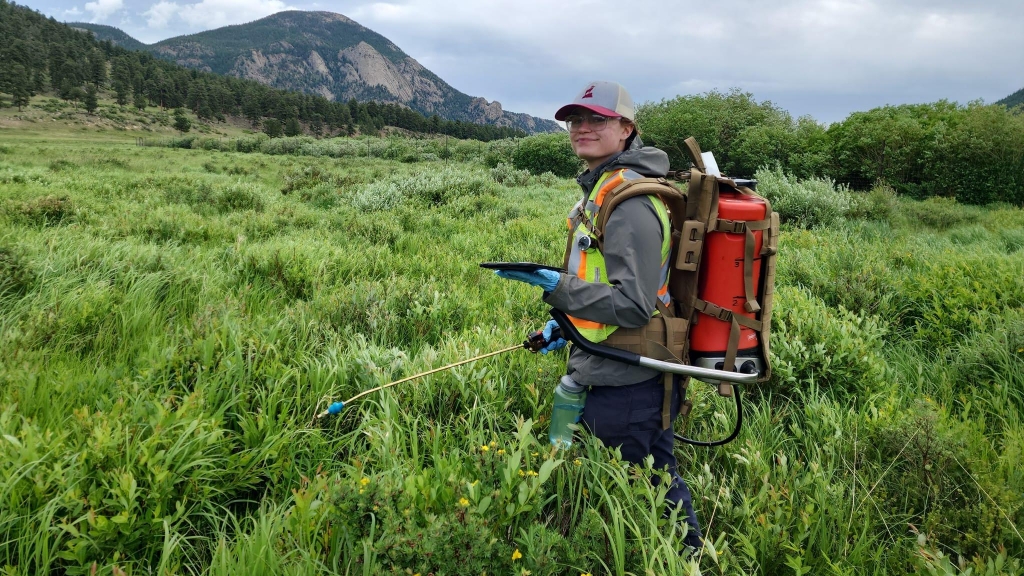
[75,11,560,133]
[996,87,1024,109]
[69,22,147,51]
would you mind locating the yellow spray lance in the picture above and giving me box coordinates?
[315,328,560,419]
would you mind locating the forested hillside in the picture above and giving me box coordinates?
[0,0,526,141]
[69,22,147,51]
[68,11,561,133]
[998,86,1024,109]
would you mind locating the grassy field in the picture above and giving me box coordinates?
[1,122,1023,575]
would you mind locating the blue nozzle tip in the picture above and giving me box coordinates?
[327,402,345,415]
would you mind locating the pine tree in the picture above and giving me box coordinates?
[172,108,191,133]
[89,52,107,87]
[133,87,146,111]
[84,84,98,114]
[112,58,131,106]
[242,88,262,126]
[284,117,302,137]
[263,118,282,138]
[10,65,32,111]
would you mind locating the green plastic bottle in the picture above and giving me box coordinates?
[549,375,586,449]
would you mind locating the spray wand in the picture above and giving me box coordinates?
[315,327,561,419]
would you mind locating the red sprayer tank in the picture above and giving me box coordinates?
[689,191,767,366]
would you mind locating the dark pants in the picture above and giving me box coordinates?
[580,375,703,549]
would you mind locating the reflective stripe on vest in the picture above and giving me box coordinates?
[565,168,673,343]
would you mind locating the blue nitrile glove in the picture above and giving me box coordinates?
[540,319,566,354]
[494,269,561,292]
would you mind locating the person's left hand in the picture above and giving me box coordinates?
[494,269,561,292]
[539,319,566,354]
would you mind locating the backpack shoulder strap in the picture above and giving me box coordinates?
[593,177,685,251]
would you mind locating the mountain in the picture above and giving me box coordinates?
[996,87,1024,109]
[69,22,147,51]
[76,11,560,133]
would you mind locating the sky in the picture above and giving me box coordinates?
[28,0,1024,124]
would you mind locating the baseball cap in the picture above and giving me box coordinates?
[555,81,635,122]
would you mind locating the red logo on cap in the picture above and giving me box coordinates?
[582,85,595,99]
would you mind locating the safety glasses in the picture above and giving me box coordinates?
[565,113,617,132]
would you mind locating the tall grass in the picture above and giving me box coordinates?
[0,134,1021,574]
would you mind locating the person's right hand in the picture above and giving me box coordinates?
[540,319,566,354]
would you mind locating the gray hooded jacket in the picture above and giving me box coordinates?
[543,137,671,387]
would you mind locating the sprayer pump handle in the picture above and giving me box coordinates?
[524,326,563,352]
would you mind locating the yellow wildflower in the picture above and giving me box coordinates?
[574,458,581,466]
[480,445,490,452]
[518,469,525,477]
[489,441,497,448]
[458,497,470,507]
[526,470,538,477]
[497,449,506,455]
[582,573,593,576]
[359,477,370,486]
[512,549,523,561]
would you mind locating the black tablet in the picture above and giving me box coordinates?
[480,262,565,273]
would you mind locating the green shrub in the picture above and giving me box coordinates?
[899,196,984,230]
[865,400,1019,560]
[489,162,530,187]
[483,138,518,168]
[350,181,404,212]
[769,286,889,394]
[755,166,851,227]
[14,195,75,225]
[848,182,898,222]
[281,165,330,194]
[351,166,497,211]
[234,134,268,153]
[48,159,76,172]
[216,182,265,213]
[638,89,800,175]
[296,183,338,208]
[167,135,197,149]
[0,245,35,297]
[532,171,564,188]
[512,133,581,177]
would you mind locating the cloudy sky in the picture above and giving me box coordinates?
[28,0,1024,123]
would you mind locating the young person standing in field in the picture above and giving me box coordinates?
[495,81,703,551]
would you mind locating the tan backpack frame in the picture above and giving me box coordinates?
[585,137,778,429]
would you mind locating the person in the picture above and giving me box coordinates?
[495,81,703,550]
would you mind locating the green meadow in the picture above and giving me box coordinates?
[1,122,1023,575]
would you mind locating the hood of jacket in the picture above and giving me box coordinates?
[575,135,671,193]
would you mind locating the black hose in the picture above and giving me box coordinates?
[674,384,742,447]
